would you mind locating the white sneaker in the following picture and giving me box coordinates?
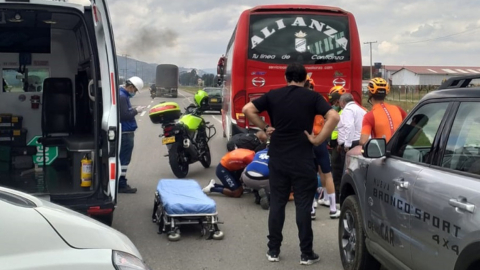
[202,179,215,194]
[330,210,341,219]
[319,198,330,207]
[313,199,318,208]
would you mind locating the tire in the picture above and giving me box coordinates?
[213,231,224,240]
[200,144,211,168]
[95,211,114,226]
[168,230,181,241]
[172,92,178,98]
[338,195,381,270]
[168,143,189,178]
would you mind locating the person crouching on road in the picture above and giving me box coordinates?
[119,76,146,194]
[241,147,270,210]
[226,130,268,152]
[202,148,255,198]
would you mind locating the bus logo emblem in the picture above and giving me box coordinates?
[252,77,266,87]
[295,31,307,53]
[333,78,346,87]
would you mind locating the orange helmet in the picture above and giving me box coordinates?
[329,86,346,96]
[368,77,390,95]
[307,75,315,87]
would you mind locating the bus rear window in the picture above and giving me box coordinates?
[248,14,350,65]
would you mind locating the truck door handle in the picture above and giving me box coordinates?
[392,177,410,189]
[449,198,475,213]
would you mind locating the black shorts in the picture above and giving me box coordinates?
[313,141,332,174]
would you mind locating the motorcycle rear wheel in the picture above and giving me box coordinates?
[169,143,189,178]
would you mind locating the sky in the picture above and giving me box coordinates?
[108,0,480,69]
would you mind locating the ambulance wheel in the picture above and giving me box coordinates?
[213,231,224,240]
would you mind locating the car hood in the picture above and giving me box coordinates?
[0,187,142,259]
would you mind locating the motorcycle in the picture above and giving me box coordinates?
[150,101,216,178]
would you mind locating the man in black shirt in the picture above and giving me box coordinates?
[242,63,340,265]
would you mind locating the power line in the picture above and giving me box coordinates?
[394,26,480,45]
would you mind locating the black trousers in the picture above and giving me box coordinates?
[267,157,318,254]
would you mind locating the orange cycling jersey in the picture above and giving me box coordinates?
[361,102,407,142]
[220,148,255,171]
[313,115,325,135]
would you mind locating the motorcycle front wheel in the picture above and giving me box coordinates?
[168,143,189,178]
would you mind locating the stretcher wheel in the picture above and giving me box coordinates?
[168,229,181,241]
[212,230,224,240]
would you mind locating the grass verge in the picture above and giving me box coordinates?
[179,86,199,95]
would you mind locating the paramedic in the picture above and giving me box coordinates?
[202,148,255,198]
[241,148,270,209]
[119,76,145,194]
[226,130,268,152]
[360,78,407,145]
[242,62,339,264]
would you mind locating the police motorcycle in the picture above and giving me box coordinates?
[148,90,216,178]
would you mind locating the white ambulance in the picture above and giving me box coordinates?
[0,0,120,225]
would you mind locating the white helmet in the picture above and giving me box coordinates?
[127,76,144,92]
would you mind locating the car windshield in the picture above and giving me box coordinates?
[205,88,222,97]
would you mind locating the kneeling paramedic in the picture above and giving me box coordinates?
[241,148,270,209]
[202,148,255,198]
[119,76,145,194]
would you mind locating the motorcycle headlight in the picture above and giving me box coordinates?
[112,250,152,270]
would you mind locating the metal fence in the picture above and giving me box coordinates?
[387,85,438,102]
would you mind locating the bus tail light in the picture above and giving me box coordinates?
[233,90,246,127]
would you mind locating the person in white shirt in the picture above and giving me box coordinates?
[337,93,366,155]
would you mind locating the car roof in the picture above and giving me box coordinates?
[422,87,480,101]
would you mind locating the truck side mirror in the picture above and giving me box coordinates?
[362,138,386,158]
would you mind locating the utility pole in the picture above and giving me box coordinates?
[364,41,377,79]
[123,54,130,79]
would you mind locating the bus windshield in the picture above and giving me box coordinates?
[248,13,350,65]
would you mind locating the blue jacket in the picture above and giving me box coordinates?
[119,87,138,132]
[244,149,269,180]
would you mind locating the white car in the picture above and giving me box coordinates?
[0,187,151,270]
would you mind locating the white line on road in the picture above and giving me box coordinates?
[140,111,146,117]
[150,100,154,103]
[147,105,151,109]
[212,115,222,124]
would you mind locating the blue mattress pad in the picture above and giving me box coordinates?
[156,179,217,215]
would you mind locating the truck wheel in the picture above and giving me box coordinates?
[338,195,381,270]
[172,92,178,98]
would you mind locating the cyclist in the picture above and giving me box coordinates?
[202,148,255,198]
[307,77,340,219]
[360,78,407,145]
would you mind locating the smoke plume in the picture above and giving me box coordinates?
[124,25,179,59]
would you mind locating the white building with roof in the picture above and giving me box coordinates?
[388,66,480,86]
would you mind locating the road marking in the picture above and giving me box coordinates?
[140,111,146,117]
[150,100,154,103]
[212,115,222,124]
[147,105,151,109]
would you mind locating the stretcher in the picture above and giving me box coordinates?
[151,179,224,241]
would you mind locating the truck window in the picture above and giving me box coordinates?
[441,102,480,175]
[391,102,449,163]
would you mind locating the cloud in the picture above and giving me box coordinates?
[107,0,480,68]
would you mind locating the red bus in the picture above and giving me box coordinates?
[221,4,362,139]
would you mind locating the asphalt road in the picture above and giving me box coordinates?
[112,89,345,270]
